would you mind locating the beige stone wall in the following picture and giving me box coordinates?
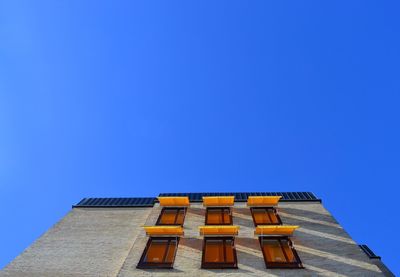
[1,202,389,277]
[0,208,152,277]
[118,202,386,277]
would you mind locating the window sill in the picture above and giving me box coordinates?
[265,263,304,269]
[136,264,174,269]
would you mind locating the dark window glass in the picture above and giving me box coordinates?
[156,208,186,225]
[137,237,179,269]
[259,237,302,269]
[205,208,232,225]
[251,207,282,226]
[202,237,237,269]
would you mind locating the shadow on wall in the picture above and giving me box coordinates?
[187,208,206,217]
[279,207,362,250]
[166,205,384,276]
[180,238,262,276]
[177,232,381,275]
[180,237,202,251]
[233,215,255,228]
[235,238,382,276]
[235,206,382,276]
[279,206,383,276]
[279,207,340,227]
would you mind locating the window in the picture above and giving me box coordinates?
[259,237,302,269]
[205,208,232,225]
[201,237,238,269]
[156,208,186,226]
[137,237,179,269]
[251,207,282,226]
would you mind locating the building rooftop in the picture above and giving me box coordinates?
[3,191,394,276]
[73,191,320,207]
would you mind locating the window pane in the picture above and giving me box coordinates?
[253,210,269,224]
[224,239,235,263]
[145,240,168,263]
[207,210,222,224]
[280,239,296,262]
[262,240,287,263]
[159,209,185,225]
[206,208,231,224]
[252,208,280,225]
[204,240,224,263]
[164,240,177,263]
[175,209,185,225]
[267,210,279,224]
[159,210,178,224]
[222,210,231,224]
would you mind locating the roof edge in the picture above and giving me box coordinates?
[73,192,321,208]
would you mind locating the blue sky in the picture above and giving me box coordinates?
[1,0,399,274]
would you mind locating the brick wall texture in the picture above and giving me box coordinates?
[1,202,389,277]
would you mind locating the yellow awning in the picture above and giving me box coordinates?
[202,196,234,207]
[199,226,239,236]
[158,196,190,207]
[254,225,299,236]
[247,196,282,207]
[143,226,184,236]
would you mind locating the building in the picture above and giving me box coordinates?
[1,192,394,277]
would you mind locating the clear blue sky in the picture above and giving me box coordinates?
[1,0,399,274]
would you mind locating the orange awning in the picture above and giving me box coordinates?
[202,196,234,207]
[157,196,190,207]
[199,226,239,236]
[247,196,282,207]
[254,225,298,236]
[143,226,184,236]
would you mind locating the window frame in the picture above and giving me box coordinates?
[205,207,233,225]
[201,236,238,269]
[250,207,282,226]
[137,237,180,269]
[156,207,187,226]
[258,236,303,269]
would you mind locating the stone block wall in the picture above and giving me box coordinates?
[1,202,389,277]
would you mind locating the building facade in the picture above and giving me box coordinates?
[1,192,394,277]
